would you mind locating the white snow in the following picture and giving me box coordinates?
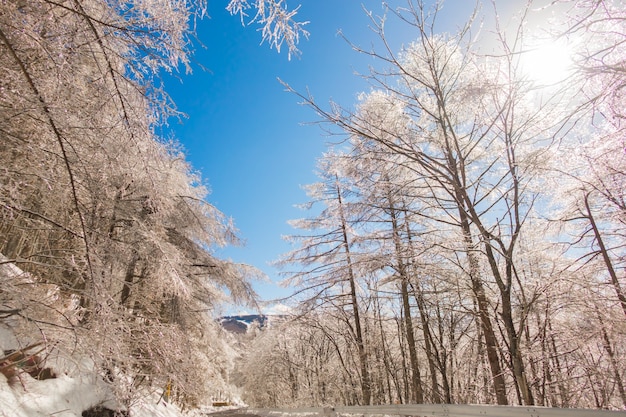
[0,305,208,417]
[0,255,237,417]
[0,370,227,417]
[1,370,171,417]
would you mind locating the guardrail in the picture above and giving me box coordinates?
[244,403,626,417]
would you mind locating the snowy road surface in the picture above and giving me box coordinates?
[204,410,263,417]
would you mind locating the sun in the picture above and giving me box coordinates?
[521,38,574,86]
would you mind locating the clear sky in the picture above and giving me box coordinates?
[163,1,477,314]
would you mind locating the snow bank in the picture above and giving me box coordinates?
[0,372,113,417]
[0,255,231,417]
[0,371,195,417]
[0,366,234,417]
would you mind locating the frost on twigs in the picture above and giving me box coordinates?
[0,0,261,410]
[227,0,310,59]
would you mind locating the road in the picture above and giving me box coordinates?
[204,409,262,417]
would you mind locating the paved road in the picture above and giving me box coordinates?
[204,409,262,417]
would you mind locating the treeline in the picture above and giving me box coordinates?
[237,0,626,409]
[0,0,304,410]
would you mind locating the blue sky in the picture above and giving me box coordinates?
[163,1,476,314]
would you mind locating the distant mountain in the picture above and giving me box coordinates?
[218,314,287,334]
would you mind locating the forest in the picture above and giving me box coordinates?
[0,0,625,414]
[236,0,626,411]
[0,0,303,412]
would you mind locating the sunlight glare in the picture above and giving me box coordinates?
[522,38,574,86]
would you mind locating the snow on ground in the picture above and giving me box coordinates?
[0,370,225,417]
[0,372,115,417]
[0,330,210,417]
[0,359,237,417]
[0,256,235,417]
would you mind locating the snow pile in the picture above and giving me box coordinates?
[0,253,246,417]
[0,373,114,417]
[0,370,196,417]
[0,323,237,417]
[0,337,235,417]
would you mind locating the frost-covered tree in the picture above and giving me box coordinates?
[278,152,374,405]
[278,0,626,408]
[288,6,517,403]
[532,3,626,407]
[339,139,432,404]
[0,0,305,409]
[238,315,356,407]
[547,0,626,320]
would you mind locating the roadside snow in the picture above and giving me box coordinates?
[0,371,197,417]
[0,369,235,417]
[0,255,231,417]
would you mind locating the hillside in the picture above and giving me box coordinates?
[218,315,288,335]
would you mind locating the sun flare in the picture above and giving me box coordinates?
[521,38,574,86]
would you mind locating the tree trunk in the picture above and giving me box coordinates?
[547,316,569,407]
[400,279,424,403]
[473,210,533,405]
[396,314,410,403]
[336,180,371,405]
[413,285,444,403]
[374,290,397,404]
[584,193,626,318]
[387,200,424,404]
[597,310,626,408]
[458,205,508,405]
[120,254,138,306]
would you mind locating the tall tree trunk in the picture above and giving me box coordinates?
[374,289,397,404]
[524,320,541,405]
[481,240,533,405]
[462,180,533,404]
[396,314,410,403]
[400,279,424,403]
[399,205,443,404]
[413,285,444,403]
[597,310,626,408]
[473,299,491,403]
[584,193,626,318]
[447,99,533,405]
[547,316,569,407]
[458,205,508,405]
[387,200,424,403]
[336,180,371,405]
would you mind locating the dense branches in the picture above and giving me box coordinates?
[0,0,305,409]
[241,0,626,409]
